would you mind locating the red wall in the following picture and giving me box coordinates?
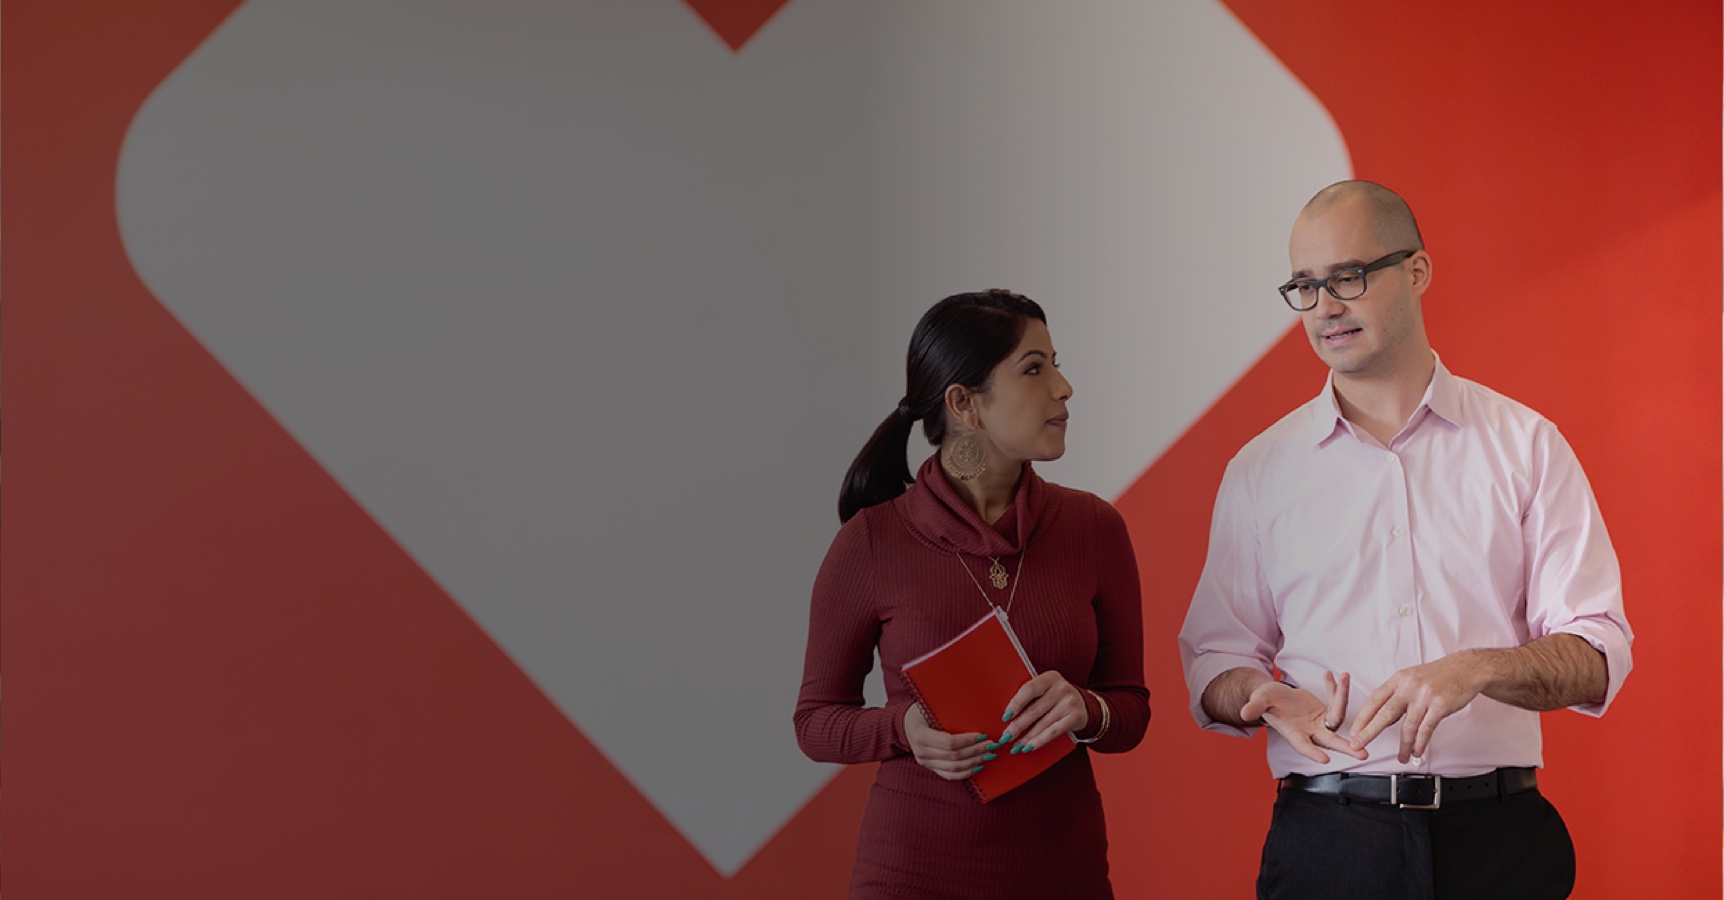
[7,1,1718,896]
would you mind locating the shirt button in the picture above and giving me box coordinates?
[1390,527,1402,538]
[1398,605,1411,617]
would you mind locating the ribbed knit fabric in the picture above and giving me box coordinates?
[795,454,1149,899]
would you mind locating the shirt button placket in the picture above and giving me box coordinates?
[1385,450,1420,662]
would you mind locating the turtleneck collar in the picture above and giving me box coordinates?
[895,453,1048,557]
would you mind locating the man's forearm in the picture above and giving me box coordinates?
[1471,633,1607,711]
[1201,667,1273,727]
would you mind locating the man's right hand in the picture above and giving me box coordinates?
[1239,672,1368,764]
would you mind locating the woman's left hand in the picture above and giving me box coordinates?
[1001,671,1089,753]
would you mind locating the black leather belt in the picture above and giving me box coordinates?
[1279,767,1538,810]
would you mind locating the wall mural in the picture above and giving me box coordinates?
[10,0,1719,897]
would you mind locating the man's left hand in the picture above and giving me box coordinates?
[1349,652,1490,763]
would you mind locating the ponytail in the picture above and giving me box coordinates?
[837,289,1046,524]
[838,402,918,523]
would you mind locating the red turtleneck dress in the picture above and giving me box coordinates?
[794,455,1149,899]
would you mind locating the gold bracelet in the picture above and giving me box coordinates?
[1075,689,1111,744]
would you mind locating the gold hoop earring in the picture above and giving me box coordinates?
[943,432,987,482]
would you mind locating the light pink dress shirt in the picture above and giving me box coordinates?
[1179,356,1633,778]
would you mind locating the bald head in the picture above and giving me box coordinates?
[1300,180,1424,253]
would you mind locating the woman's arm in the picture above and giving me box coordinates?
[1075,500,1150,753]
[793,515,915,764]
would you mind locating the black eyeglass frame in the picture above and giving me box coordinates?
[1278,249,1417,311]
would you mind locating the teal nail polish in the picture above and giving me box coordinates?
[982,753,998,762]
[974,734,990,743]
[1009,745,1021,755]
[1022,743,1035,753]
[1002,710,1016,722]
[972,765,984,773]
[985,741,1004,751]
[1000,732,1014,743]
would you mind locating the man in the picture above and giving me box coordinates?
[1178,180,1632,900]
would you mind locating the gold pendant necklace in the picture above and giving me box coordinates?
[987,558,1010,590]
[957,544,1027,617]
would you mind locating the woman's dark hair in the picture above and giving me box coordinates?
[837,289,1047,523]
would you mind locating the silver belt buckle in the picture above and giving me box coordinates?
[1390,773,1442,809]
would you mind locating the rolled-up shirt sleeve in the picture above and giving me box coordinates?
[1523,423,1634,716]
[1179,457,1278,737]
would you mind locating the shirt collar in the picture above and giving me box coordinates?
[1421,353,1465,429]
[1303,352,1464,447]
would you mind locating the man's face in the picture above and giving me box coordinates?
[1288,197,1426,378]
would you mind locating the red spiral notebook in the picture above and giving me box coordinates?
[898,608,1075,803]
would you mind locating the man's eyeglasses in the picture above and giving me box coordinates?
[1278,250,1417,311]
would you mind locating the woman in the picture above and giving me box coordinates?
[794,289,1149,899]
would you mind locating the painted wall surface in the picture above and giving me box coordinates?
[7,1,1719,897]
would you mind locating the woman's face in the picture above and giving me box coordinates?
[968,319,1073,465]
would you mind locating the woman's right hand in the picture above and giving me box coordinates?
[903,705,995,780]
